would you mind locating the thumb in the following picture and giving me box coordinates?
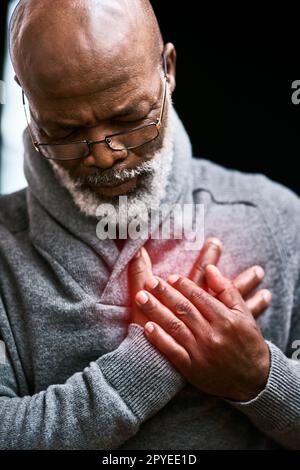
[129,247,153,295]
[141,246,152,271]
[205,264,245,312]
[129,247,153,327]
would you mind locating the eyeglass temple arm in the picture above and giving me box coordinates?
[157,53,168,127]
[22,90,39,150]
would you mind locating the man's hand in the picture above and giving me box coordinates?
[135,265,270,402]
[129,238,271,327]
[129,238,223,328]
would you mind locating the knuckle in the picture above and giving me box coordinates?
[221,318,233,332]
[190,288,205,303]
[194,264,206,276]
[222,315,238,332]
[190,288,212,310]
[192,266,206,284]
[223,286,240,304]
[174,300,194,316]
[153,280,167,295]
[168,319,185,336]
[174,276,185,289]
[142,297,157,313]
[208,331,224,349]
[225,284,236,294]
[129,261,145,277]
[174,276,192,291]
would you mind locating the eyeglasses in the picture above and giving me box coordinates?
[22,53,168,161]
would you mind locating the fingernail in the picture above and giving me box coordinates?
[133,249,141,259]
[207,237,223,249]
[145,322,154,333]
[136,290,149,305]
[263,290,272,302]
[145,277,159,290]
[255,266,265,279]
[167,274,180,284]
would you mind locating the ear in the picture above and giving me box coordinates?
[14,75,21,86]
[164,43,177,93]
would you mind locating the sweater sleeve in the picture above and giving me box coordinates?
[227,341,300,449]
[226,174,300,449]
[0,322,185,450]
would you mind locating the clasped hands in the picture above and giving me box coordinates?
[129,238,271,402]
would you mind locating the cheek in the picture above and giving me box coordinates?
[55,160,82,178]
[55,161,77,170]
[132,131,164,159]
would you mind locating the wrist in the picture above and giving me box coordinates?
[234,344,271,402]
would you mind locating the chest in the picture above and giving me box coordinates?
[0,199,292,394]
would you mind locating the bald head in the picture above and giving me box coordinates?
[8,0,176,191]
[10,0,163,98]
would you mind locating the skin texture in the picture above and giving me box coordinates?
[130,238,271,328]
[10,0,176,196]
[10,1,271,402]
[130,240,272,402]
[140,267,270,402]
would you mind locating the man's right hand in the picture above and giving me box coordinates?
[129,238,271,328]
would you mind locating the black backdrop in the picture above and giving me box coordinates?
[150,3,300,195]
[1,2,299,195]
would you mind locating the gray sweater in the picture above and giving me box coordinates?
[1,109,300,450]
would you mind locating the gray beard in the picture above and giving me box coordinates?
[49,93,174,227]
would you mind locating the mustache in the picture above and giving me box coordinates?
[74,160,157,186]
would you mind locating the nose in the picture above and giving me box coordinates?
[82,141,128,170]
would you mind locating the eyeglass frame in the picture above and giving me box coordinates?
[22,52,168,161]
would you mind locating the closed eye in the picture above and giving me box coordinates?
[49,108,157,142]
[52,130,80,142]
[113,110,155,125]
[113,102,158,125]
[114,117,152,127]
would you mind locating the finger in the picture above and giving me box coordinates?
[246,289,272,318]
[189,237,223,287]
[233,265,265,297]
[129,247,153,326]
[205,264,246,313]
[135,290,198,352]
[141,246,152,271]
[145,276,209,335]
[167,274,225,322]
[144,321,192,373]
[129,246,152,296]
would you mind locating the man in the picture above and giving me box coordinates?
[0,0,299,450]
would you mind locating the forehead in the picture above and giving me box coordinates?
[29,60,162,129]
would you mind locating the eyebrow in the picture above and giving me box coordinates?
[48,101,157,133]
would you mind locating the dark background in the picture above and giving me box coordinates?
[1,2,299,194]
